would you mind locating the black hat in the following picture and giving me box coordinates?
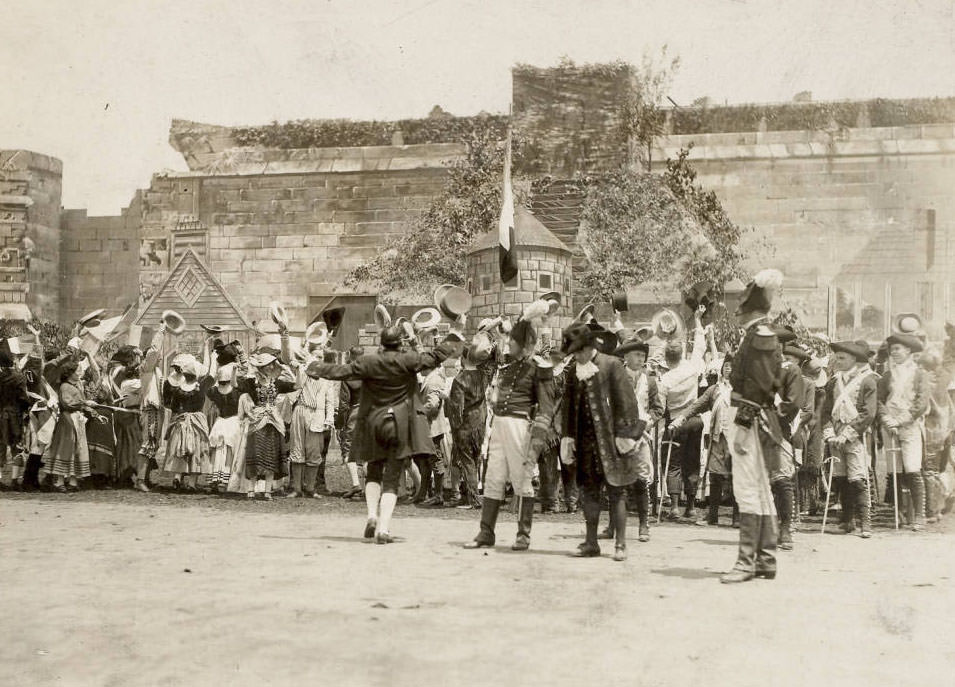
[830,340,870,363]
[736,269,783,317]
[886,332,923,353]
[320,307,346,337]
[783,344,810,362]
[773,326,797,344]
[510,320,537,349]
[380,326,402,349]
[562,321,614,355]
[613,337,650,358]
[683,281,715,311]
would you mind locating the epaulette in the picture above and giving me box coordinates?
[753,325,778,351]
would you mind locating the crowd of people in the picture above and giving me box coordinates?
[1,271,953,582]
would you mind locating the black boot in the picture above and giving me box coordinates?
[635,480,650,542]
[464,498,501,548]
[575,495,601,557]
[909,472,926,531]
[755,515,778,579]
[853,480,872,538]
[512,496,535,551]
[707,474,723,525]
[23,454,42,491]
[837,477,855,533]
[413,457,431,504]
[424,473,445,507]
[773,479,794,551]
[721,513,758,583]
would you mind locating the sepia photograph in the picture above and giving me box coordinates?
[1,1,954,685]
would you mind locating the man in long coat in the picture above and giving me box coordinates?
[560,322,644,561]
[307,326,457,544]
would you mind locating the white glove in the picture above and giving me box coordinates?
[615,436,637,454]
[559,437,576,465]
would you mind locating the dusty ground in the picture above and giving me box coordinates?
[2,491,954,687]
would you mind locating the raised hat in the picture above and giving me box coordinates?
[320,307,346,336]
[79,309,105,329]
[434,284,471,320]
[783,344,810,362]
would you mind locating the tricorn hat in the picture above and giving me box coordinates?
[562,321,615,355]
[830,340,871,363]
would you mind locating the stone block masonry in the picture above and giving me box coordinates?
[55,144,461,326]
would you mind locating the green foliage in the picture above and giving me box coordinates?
[233,114,509,149]
[620,47,681,170]
[577,170,700,300]
[662,145,751,290]
[343,131,522,302]
[670,97,955,135]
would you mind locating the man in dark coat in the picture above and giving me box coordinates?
[306,326,457,544]
[723,269,784,584]
[0,349,29,489]
[560,322,644,561]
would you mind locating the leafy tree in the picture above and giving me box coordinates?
[343,130,523,302]
[621,47,681,171]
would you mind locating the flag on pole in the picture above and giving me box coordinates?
[498,133,518,284]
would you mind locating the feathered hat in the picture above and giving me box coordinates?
[736,269,784,317]
[511,299,551,350]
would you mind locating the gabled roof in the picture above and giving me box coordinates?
[838,225,932,277]
[135,249,254,331]
[468,205,571,254]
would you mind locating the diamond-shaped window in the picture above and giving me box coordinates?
[174,267,206,307]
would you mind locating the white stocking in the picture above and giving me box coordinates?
[378,493,398,535]
[365,481,382,520]
[347,462,361,487]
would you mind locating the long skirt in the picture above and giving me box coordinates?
[227,420,255,493]
[244,424,287,479]
[209,415,242,485]
[113,410,141,484]
[160,412,210,475]
[86,409,115,477]
[47,411,91,479]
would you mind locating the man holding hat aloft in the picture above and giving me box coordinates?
[821,340,878,537]
[464,302,555,552]
[877,332,931,530]
[559,320,643,561]
[722,269,785,584]
[306,326,458,544]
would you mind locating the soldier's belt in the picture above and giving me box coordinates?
[494,410,530,421]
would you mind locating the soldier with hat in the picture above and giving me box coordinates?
[306,326,458,544]
[878,332,931,530]
[611,336,663,540]
[464,302,556,552]
[559,321,643,561]
[722,269,784,584]
[767,327,808,550]
[820,340,878,537]
[445,332,496,510]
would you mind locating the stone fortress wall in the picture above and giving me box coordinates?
[2,64,952,341]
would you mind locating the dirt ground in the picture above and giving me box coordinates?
[2,491,954,687]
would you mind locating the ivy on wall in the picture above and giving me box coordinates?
[669,97,955,135]
[233,113,509,149]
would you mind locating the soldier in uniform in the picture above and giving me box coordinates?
[336,346,365,500]
[307,326,457,544]
[722,269,784,584]
[611,337,663,541]
[878,332,931,530]
[560,322,643,561]
[464,313,555,552]
[820,340,878,538]
[769,328,807,551]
